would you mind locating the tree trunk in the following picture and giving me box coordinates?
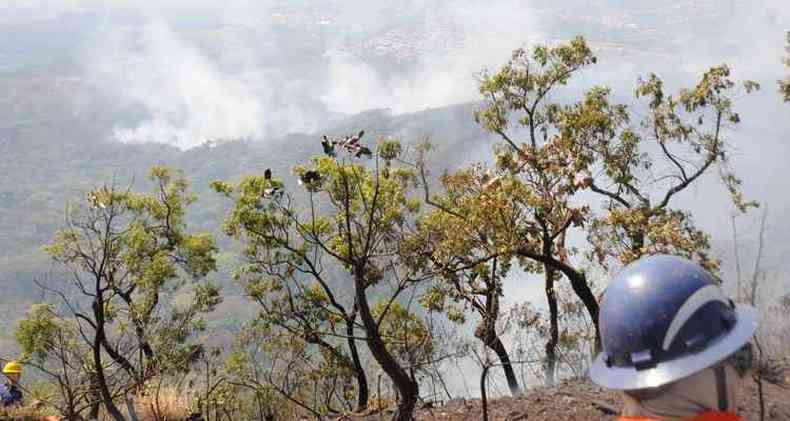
[631,230,645,257]
[480,364,490,421]
[485,335,521,396]
[565,270,600,351]
[346,308,369,411]
[477,261,521,397]
[354,268,418,421]
[88,373,101,421]
[89,402,100,420]
[93,333,126,421]
[126,396,140,421]
[516,248,601,351]
[93,299,126,421]
[544,265,559,387]
[749,207,768,307]
[757,374,765,421]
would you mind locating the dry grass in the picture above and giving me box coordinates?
[338,377,790,421]
[134,386,195,421]
[0,405,41,420]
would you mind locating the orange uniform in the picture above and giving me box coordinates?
[618,412,741,421]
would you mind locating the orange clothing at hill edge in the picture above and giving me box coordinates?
[618,411,741,421]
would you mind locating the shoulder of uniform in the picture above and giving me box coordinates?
[688,412,742,421]
[618,415,741,421]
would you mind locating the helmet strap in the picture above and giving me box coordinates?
[714,364,729,411]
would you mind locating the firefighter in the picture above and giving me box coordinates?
[0,361,24,407]
[590,254,757,421]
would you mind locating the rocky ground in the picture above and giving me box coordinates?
[339,377,789,420]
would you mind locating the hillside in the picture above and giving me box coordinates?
[0,101,489,354]
[343,378,790,421]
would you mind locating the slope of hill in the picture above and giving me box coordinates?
[0,101,489,355]
[343,378,790,421]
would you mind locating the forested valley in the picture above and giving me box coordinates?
[1,2,789,420]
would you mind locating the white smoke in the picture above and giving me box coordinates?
[72,0,550,149]
[320,49,479,114]
[83,21,267,149]
[7,0,790,152]
[321,1,546,114]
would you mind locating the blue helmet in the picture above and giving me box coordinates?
[589,254,758,390]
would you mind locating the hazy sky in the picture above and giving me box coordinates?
[2,1,786,146]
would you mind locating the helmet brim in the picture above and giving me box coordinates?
[589,304,758,390]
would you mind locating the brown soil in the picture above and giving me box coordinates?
[339,378,789,421]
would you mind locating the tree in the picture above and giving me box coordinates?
[423,37,600,387]
[225,320,333,420]
[41,166,219,421]
[14,303,99,420]
[212,169,370,415]
[780,31,790,103]
[213,137,431,421]
[509,281,598,384]
[563,66,759,271]
[414,161,526,395]
[372,301,436,386]
[729,206,789,421]
[424,36,757,387]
